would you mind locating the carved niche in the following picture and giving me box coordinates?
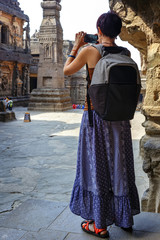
[0,64,11,93]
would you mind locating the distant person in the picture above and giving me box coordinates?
[63,11,140,238]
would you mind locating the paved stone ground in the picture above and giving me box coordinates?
[1,107,159,240]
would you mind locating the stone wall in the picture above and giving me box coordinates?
[109,0,160,212]
[0,0,32,105]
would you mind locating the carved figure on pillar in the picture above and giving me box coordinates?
[44,43,52,58]
[23,22,30,52]
[12,64,18,96]
[0,69,2,91]
[16,67,23,96]
[22,65,30,95]
[1,76,8,91]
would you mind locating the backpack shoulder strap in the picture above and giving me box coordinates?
[92,44,130,57]
[120,47,130,57]
[86,64,93,127]
[91,44,104,56]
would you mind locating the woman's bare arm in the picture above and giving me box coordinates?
[63,32,88,76]
[63,47,89,75]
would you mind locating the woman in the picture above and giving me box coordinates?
[63,11,140,238]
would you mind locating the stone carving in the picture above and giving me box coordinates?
[22,65,29,95]
[0,0,29,21]
[0,69,2,90]
[0,0,31,107]
[0,64,11,94]
[109,0,160,212]
[30,35,86,105]
[1,75,8,91]
[37,0,64,88]
[44,43,52,58]
[28,0,71,111]
[23,22,30,52]
[63,40,86,104]
[12,64,18,96]
[12,63,24,96]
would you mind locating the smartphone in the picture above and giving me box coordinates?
[84,34,98,44]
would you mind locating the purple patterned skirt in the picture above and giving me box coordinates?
[70,110,140,229]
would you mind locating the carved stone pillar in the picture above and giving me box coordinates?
[109,0,160,212]
[12,63,18,96]
[22,65,30,95]
[0,25,2,43]
[140,40,160,212]
[28,0,71,111]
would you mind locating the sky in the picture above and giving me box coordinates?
[18,0,140,68]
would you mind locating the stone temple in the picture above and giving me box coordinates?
[28,0,72,111]
[0,0,32,105]
[30,35,86,106]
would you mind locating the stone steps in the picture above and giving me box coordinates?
[28,88,72,111]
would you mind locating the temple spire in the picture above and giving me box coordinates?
[28,0,71,111]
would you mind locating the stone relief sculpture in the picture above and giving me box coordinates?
[12,63,22,96]
[0,69,2,91]
[22,65,29,95]
[44,43,51,58]
[45,18,51,26]
[23,22,30,52]
[0,0,31,104]
[1,76,8,91]
[0,65,11,92]
[28,0,71,111]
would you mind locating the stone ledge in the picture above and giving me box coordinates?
[28,88,72,111]
[29,97,71,103]
[0,111,16,122]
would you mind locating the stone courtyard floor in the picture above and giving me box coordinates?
[0,107,160,239]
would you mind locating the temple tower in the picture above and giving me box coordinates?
[28,0,71,111]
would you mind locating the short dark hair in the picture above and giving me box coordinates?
[96,11,122,38]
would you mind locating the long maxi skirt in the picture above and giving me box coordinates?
[70,111,140,229]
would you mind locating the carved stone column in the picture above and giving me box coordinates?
[0,25,2,43]
[141,40,160,212]
[28,0,71,111]
[109,0,160,212]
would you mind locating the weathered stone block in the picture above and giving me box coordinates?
[28,88,71,111]
[28,0,72,111]
[0,111,16,122]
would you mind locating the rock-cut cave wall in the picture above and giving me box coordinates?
[109,0,160,212]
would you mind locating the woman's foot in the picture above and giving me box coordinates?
[81,220,109,238]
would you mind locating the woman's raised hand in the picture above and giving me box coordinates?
[74,31,87,49]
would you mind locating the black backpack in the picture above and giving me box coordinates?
[87,44,141,126]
